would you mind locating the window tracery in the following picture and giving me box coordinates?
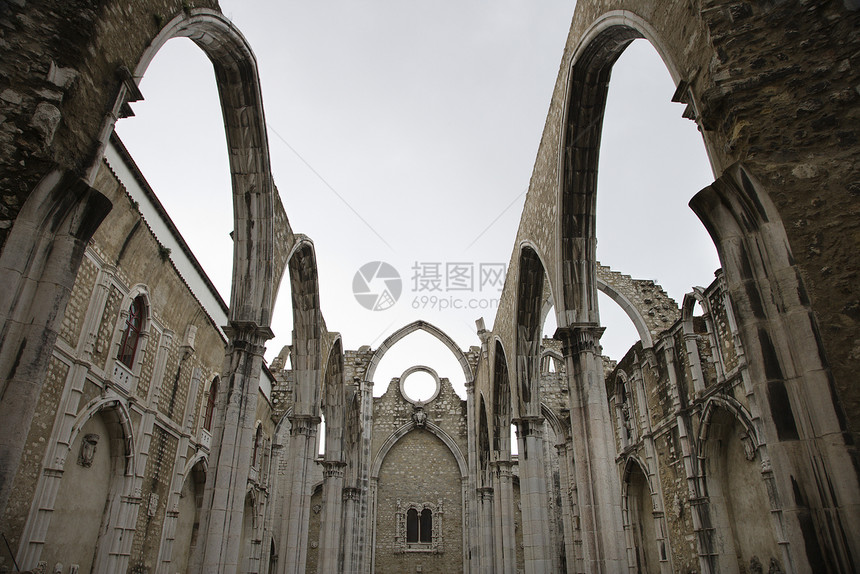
[395,499,443,553]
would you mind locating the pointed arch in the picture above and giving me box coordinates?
[321,336,344,461]
[596,279,654,349]
[492,338,513,458]
[540,403,569,444]
[68,397,137,477]
[557,11,707,329]
[515,244,546,415]
[287,237,323,414]
[696,395,760,462]
[366,320,473,383]
[478,394,491,485]
[129,7,279,327]
[370,420,468,480]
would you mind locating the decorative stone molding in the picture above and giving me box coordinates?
[513,416,545,440]
[555,326,605,357]
[288,414,320,438]
[342,486,361,502]
[322,460,346,479]
[394,498,444,554]
[77,433,99,467]
[412,405,427,428]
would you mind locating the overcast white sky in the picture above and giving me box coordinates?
[115,1,719,399]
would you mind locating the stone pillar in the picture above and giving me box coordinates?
[555,441,577,574]
[464,380,479,574]
[0,171,110,518]
[191,323,271,574]
[492,460,517,574]
[318,461,346,574]
[478,486,495,574]
[355,379,374,574]
[366,478,379,574]
[340,486,361,574]
[278,414,320,574]
[514,416,553,573]
[556,326,626,573]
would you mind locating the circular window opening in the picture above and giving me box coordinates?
[401,370,439,404]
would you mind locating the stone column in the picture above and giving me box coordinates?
[278,414,320,574]
[340,486,361,574]
[367,478,379,574]
[191,323,271,574]
[464,380,479,574]
[355,379,375,574]
[492,460,517,574]
[556,326,626,572]
[318,461,346,574]
[478,486,495,574]
[514,416,553,573]
[555,441,577,574]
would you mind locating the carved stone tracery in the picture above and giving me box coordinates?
[394,498,444,554]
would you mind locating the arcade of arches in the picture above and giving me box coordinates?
[1,1,859,573]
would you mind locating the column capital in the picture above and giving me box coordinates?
[288,414,321,437]
[223,321,275,354]
[489,459,514,477]
[513,416,545,439]
[477,486,494,500]
[554,325,605,356]
[322,460,346,478]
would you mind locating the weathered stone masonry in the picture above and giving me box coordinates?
[1,1,860,573]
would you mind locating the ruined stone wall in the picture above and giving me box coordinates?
[374,429,464,574]
[477,0,860,451]
[0,0,221,249]
[371,377,468,467]
[370,372,468,573]
[0,150,283,572]
[606,273,778,572]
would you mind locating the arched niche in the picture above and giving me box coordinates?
[371,420,468,480]
[621,456,663,573]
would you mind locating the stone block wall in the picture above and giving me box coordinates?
[374,429,463,574]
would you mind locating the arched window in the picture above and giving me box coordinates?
[397,501,441,552]
[420,508,432,543]
[406,508,433,544]
[117,296,145,368]
[406,508,419,543]
[203,378,218,431]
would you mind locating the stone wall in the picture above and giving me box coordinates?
[606,272,782,572]
[0,146,279,573]
[375,429,463,574]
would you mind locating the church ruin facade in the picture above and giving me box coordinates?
[1,1,859,573]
